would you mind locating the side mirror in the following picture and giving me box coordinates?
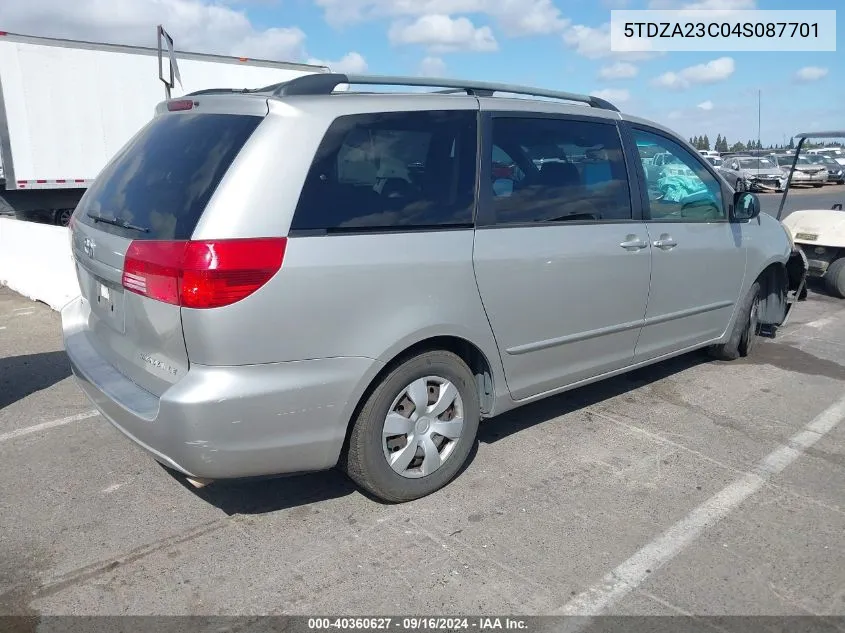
[733,191,760,221]
[493,178,514,198]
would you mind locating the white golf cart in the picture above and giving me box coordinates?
[779,131,845,298]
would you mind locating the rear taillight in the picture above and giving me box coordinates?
[122,238,286,309]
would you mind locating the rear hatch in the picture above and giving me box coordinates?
[70,103,268,396]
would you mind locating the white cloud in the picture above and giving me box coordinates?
[652,57,735,90]
[648,0,756,8]
[563,23,658,61]
[697,100,714,110]
[307,52,368,74]
[794,66,828,82]
[590,88,630,104]
[563,24,612,59]
[389,14,497,53]
[314,0,568,36]
[0,0,310,61]
[598,61,638,80]
[418,56,447,76]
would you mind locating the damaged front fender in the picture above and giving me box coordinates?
[758,247,808,337]
[787,246,809,302]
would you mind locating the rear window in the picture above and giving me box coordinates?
[77,113,262,240]
[290,110,477,232]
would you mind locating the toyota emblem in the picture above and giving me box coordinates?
[83,237,95,258]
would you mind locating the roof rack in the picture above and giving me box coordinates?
[265,73,620,112]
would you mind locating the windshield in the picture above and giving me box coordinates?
[738,158,774,168]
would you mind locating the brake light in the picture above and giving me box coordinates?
[167,99,195,111]
[122,238,286,309]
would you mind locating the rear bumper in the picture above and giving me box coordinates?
[62,297,381,479]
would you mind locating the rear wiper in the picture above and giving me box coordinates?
[86,212,149,233]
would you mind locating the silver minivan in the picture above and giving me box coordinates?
[62,74,807,502]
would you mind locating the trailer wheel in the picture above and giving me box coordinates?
[55,209,73,227]
[825,258,845,299]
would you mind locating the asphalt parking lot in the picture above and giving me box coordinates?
[759,183,845,219]
[2,237,845,618]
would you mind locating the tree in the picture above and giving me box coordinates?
[730,141,746,152]
[787,137,795,150]
[715,134,722,151]
[703,134,710,151]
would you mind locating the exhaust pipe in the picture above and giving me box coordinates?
[185,476,214,489]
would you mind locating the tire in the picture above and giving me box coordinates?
[709,281,761,360]
[824,258,845,299]
[341,350,480,502]
[55,208,73,227]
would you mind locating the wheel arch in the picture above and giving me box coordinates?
[755,260,789,326]
[336,333,501,469]
[374,334,497,416]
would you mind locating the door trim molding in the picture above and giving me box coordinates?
[505,317,644,355]
[642,300,734,328]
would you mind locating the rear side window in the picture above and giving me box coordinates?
[78,113,262,240]
[291,110,477,231]
[488,116,632,224]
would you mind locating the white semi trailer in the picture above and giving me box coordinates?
[0,28,329,225]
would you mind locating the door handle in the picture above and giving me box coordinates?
[619,235,648,251]
[653,234,677,250]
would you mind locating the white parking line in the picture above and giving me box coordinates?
[555,393,845,617]
[806,316,836,329]
[0,410,99,443]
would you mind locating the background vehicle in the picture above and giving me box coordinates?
[61,73,807,503]
[807,147,845,166]
[0,29,329,226]
[781,132,845,298]
[704,155,723,168]
[805,154,845,184]
[719,155,786,192]
[769,154,827,187]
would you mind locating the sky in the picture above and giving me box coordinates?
[0,0,841,146]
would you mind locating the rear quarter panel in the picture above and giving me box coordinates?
[180,231,506,387]
[183,95,508,402]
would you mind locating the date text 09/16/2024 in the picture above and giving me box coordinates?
[307,617,529,631]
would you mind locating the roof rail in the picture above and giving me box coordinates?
[267,73,620,112]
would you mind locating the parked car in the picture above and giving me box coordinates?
[704,155,723,168]
[61,73,807,502]
[719,155,786,192]
[769,154,828,187]
[807,147,845,167]
[805,154,845,184]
